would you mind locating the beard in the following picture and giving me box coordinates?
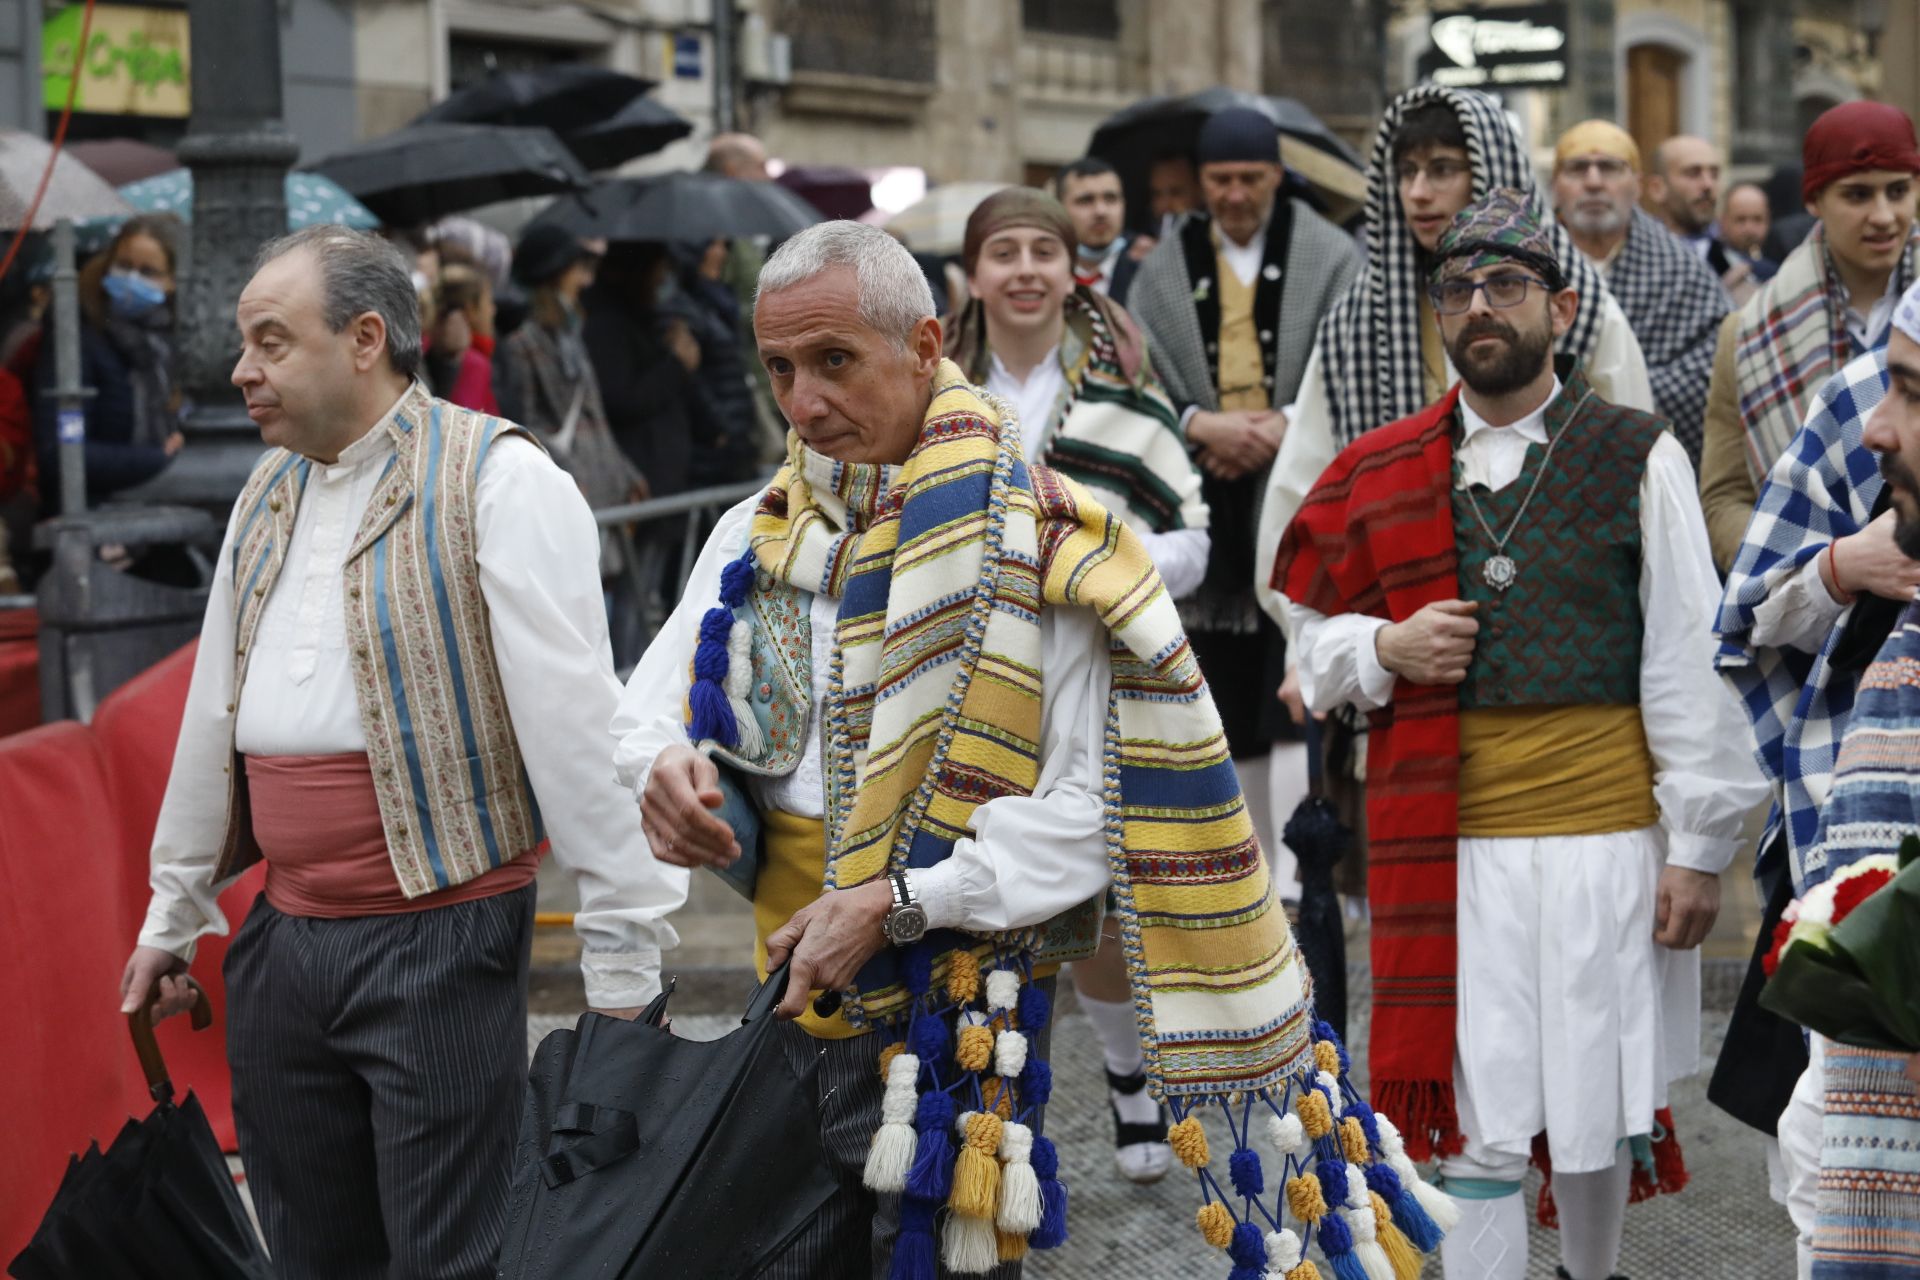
[1564,201,1628,237]
[1446,316,1555,396]
[1881,453,1920,559]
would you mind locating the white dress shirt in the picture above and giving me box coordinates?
[985,350,1211,600]
[611,493,1115,934]
[1215,213,1270,288]
[1280,382,1766,874]
[140,388,686,1007]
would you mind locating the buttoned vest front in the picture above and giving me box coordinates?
[212,384,544,897]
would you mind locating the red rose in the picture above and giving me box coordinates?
[1832,867,1896,925]
[1762,916,1796,977]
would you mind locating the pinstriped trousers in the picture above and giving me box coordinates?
[223,884,535,1280]
[761,978,1054,1280]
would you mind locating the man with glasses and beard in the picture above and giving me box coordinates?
[1551,120,1728,464]
[1272,190,1765,1280]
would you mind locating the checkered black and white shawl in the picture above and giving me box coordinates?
[1714,348,1888,891]
[1606,208,1729,462]
[1316,85,1609,447]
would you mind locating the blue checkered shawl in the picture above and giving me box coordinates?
[1714,349,1888,891]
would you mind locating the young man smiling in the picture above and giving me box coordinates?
[1698,102,1920,572]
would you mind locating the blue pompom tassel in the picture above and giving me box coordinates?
[1019,1056,1053,1106]
[1030,1136,1069,1249]
[1326,1250,1370,1280]
[1228,1222,1265,1268]
[1228,1147,1264,1200]
[1315,1158,1348,1211]
[888,1196,939,1280]
[905,1091,955,1202]
[1367,1162,1443,1251]
[719,553,755,607]
[1319,1211,1370,1280]
[908,1010,948,1063]
[688,679,737,747]
[1343,1099,1382,1150]
[1313,1020,1352,1074]
[903,944,933,997]
[1016,982,1051,1033]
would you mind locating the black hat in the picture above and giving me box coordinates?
[512,223,595,288]
[1196,107,1280,167]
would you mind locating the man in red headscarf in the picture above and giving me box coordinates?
[1697,102,1920,573]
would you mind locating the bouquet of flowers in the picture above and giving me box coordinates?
[1759,834,1920,1051]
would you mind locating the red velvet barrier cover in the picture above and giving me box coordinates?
[0,607,39,738]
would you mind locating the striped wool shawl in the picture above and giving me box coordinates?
[743,360,1307,1094]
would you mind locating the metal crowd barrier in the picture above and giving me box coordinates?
[594,477,768,673]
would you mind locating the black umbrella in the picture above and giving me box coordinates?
[561,96,694,171]
[307,123,590,225]
[534,171,820,244]
[1282,717,1350,1041]
[1088,86,1368,232]
[9,981,275,1280]
[415,64,655,133]
[497,965,838,1279]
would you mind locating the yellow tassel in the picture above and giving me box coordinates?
[1341,1116,1371,1165]
[1285,1263,1324,1280]
[951,1112,1003,1219]
[1166,1116,1209,1168]
[1297,1090,1333,1140]
[947,950,981,1003]
[1314,1041,1341,1076]
[956,1024,994,1073]
[978,1076,1013,1119]
[1196,1201,1235,1250]
[996,1229,1029,1262]
[878,1042,905,1081]
[1285,1174,1328,1221]
[1373,1193,1425,1280]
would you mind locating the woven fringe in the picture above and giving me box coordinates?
[1372,1078,1463,1164]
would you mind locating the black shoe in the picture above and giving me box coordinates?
[1557,1268,1629,1280]
[1106,1068,1172,1184]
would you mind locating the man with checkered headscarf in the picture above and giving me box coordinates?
[1254,86,1652,629]
[1272,189,1763,1280]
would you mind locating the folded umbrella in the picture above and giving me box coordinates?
[561,96,694,172]
[8,980,274,1280]
[308,123,590,226]
[415,64,655,134]
[534,171,820,244]
[497,965,837,1279]
[1282,717,1350,1041]
[1088,86,1368,229]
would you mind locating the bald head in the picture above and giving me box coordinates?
[1723,182,1770,255]
[706,132,769,182]
[1648,135,1722,235]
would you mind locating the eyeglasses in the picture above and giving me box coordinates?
[1427,274,1549,315]
[1561,156,1631,180]
[1395,157,1470,187]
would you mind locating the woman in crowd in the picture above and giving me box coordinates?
[495,224,648,510]
[425,263,500,416]
[33,215,185,511]
[943,186,1210,1187]
[582,242,701,499]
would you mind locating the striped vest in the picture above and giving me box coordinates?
[213,383,544,898]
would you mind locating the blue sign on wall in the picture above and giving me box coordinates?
[674,34,702,79]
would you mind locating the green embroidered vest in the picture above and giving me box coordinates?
[1453,377,1667,709]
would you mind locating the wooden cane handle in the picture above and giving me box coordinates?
[126,973,210,1103]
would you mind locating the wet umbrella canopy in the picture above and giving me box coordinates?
[111,168,380,230]
[0,130,133,230]
[8,982,274,1280]
[534,171,820,244]
[416,64,655,134]
[561,96,695,172]
[1089,86,1368,230]
[308,123,590,226]
[498,966,837,1279]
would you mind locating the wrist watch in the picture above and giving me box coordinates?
[882,871,928,946]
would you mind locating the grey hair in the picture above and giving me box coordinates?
[755,220,935,350]
[253,226,422,379]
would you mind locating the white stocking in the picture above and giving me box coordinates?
[1439,1191,1528,1280]
[1553,1150,1631,1280]
[1235,755,1274,857]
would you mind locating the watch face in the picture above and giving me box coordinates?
[887,904,928,944]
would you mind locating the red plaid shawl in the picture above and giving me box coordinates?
[1273,386,1467,1161]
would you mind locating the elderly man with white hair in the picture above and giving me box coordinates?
[611,221,1447,1280]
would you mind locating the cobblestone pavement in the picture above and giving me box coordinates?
[527,993,1799,1279]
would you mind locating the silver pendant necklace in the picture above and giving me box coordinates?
[1458,389,1590,592]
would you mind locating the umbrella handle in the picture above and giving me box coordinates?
[743,962,791,1026]
[127,975,210,1104]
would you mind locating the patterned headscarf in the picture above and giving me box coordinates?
[1314,85,1608,447]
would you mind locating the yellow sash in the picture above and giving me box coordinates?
[754,810,860,1038]
[1457,705,1659,837]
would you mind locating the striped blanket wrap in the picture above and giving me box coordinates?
[697,361,1451,1276]
[1807,601,1920,1275]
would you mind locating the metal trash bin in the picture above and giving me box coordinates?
[34,505,219,722]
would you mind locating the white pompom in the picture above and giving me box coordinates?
[1351,1232,1394,1280]
[887,1051,921,1087]
[1375,1115,1408,1159]
[862,1120,917,1192]
[1345,1203,1378,1243]
[1266,1111,1308,1156]
[996,1122,1041,1233]
[723,619,765,756]
[1264,1228,1302,1270]
[985,967,1021,1012]
[1407,1167,1461,1232]
[1317,1070,1341,1097]
[942,1210,999,1274]
[1344,1164,1370,1211]
[994,1029,1028,1077]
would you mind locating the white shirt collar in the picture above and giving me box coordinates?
[314,383,416,476]
[1457,375,1561,448]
